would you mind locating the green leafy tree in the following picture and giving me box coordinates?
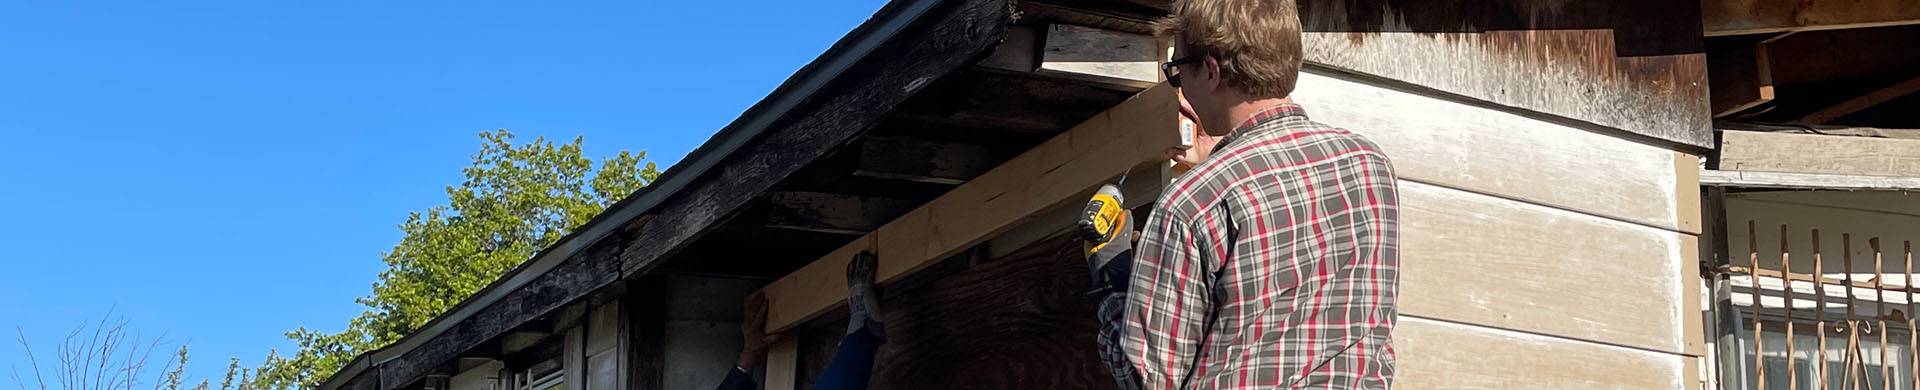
[252,130,660,390]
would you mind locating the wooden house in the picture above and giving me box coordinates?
[310,0,1920,389]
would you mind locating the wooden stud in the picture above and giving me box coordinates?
[1684,234,1707,357]
[764,339,798,390]
[1800,75,1920,125]
[1676,152,1703,235]
[1708,41,1775,118]
[758,83,1182,331]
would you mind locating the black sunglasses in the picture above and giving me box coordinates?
[1161,55,1202,87]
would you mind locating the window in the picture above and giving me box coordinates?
[1734,318,1915,390]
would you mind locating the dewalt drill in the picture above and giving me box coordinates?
[1079,180,1133,297]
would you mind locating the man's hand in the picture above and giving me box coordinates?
[737,292,785,371]
[1166,91,1224,172]
[1086,212,1135,296]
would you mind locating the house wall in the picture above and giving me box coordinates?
[1291,67,1705,388]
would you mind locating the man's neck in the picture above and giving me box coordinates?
[1220,96,1294,134]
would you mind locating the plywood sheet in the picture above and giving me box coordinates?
[1399,181,1689,354]
[1396,317,1687,389]
[1293,70,1686,232]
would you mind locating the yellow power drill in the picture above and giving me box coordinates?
[1078,180,1127,257]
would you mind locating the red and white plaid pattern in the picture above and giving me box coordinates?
[1097,104,1400,390]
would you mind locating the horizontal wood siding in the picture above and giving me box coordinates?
[1291,68,1700,387]
[1399,181,1688,354]
[1396,317,1687,389]
[1292,69,1687,232]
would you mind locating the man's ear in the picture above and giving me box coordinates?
[1201,56,1223,89]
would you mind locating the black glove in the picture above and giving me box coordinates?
[1085,213,1135,298]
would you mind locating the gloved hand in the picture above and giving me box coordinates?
[1084,212,1135,297]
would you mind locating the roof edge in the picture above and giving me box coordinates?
[315,1,950,389]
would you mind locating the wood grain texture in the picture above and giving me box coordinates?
[1399,181,1690,354]
[766,192,919,235]
[1395,317,1687,389]
[760,83,1182,332]
[1721,130,1920,178]
[1676,151,1703,235]
[796,235,1118,390]
[852,136,1005,185]
[765,339,798,390]
[1702,170,1920,191]
[1708,41,1774,117]
[1038,24,1159,89]
[1296,0,1712,147]
[1702,0,1920,36]
[1292,70,1686,232]
[616,0,1013,275]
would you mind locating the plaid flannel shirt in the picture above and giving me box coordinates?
[1095,104,1400,390]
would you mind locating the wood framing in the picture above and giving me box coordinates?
[851,136,1002,185]
[765,192,918,235]
[1036,24,1160,89]
[764,339,798,390]
[1719,130,1920,177]
[759,83,1182,332]
[1708,41,1774,117]
[1800,75,1920,124]
[1702,170,1920,191]
[1702,0,1920,36]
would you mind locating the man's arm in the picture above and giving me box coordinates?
[1123,213,1215,390]
[1090,212,1216,390]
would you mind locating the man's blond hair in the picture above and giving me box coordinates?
[1153,0,1304,99]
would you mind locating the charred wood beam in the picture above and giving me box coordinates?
[324,0,1016,388]
[894,72,1138,132]
[852,136,1005,185]
[616,0,1015,272]
[766,191,919,235]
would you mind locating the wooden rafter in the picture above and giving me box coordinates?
[757,83,1182,333]
[1800,75,1920,124]
[1703,0,1920,36]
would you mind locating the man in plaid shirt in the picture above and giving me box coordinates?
[1084,0,1400,389]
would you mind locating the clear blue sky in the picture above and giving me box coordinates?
[0,0,888,385]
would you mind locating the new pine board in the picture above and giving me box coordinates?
[1291,70,1689,233]
[758,84,1182,332]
